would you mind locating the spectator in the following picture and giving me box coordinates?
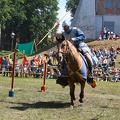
[52,50,57,65]
[102,71,110,81]
[36,54,43,66]
[106,66,111,73]
[34,66,43,78]
[47,57,53,66]
[96,67,102,81]
[111,66,117,75]
[111,73,118,82]
[109,46,115,52]
[109,46,117,59]
[47,65,53,78]
[2,57,9,76]
[107,31,111,40]
[109,57,116,67]
[116,46,120,54]
[102,57,108,71]
[117,69,120,81]
[116,34,119,40]
[1,64,6,76]
[22,65,28,77]
[31,60,37,77]
[102,72,108,81]
[99,31,103,40]
[113,33,116,40]
[15,58,20,77]
[103,26,108,39]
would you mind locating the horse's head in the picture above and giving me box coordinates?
[57,40,82,71]
[56,40,69,70]
[57,40,69,62]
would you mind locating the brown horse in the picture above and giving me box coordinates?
[57,40,89,108]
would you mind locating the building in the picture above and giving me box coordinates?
[71,0,120,40]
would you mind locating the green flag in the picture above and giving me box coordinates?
[17,41,34,55]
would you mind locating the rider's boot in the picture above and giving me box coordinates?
[85,54,97,88]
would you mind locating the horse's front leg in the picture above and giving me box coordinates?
[79,81,85,103]
[69,82,76,108]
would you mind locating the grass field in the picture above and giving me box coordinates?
[0,75,120,120]
[0,39,120,120]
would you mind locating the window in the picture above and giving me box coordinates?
[118,0,120,8]
[105,0,114,8]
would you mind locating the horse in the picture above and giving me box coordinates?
[57,40,89,108]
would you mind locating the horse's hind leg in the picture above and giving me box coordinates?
[79,81,85,103]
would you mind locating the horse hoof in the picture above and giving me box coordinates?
[70,105,74,109]
[73,98,76,101]
[79,99,83,103]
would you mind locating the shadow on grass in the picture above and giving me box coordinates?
[10,101,70,111]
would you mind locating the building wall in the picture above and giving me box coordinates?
[96,0,120,39]
[71,0,96,40]
[72,0,120,40]
[96,16,103,39]
[97,0,120,15]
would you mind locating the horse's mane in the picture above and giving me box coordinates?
[66,40,79,56]
[65,40,83,71]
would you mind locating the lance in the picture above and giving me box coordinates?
[36,8,72,47]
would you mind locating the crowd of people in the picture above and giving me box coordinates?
[0,45,120,82]
[0,52,59,79]
[90,45,120,82]
[99,26,120,40]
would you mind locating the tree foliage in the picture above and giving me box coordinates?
[0,0,59,48]
[65,0,79,17]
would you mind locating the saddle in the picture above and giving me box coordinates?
[77,48,93,76]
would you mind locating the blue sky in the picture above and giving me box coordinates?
[57,0,71,32]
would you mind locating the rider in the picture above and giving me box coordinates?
[55,20,98,88]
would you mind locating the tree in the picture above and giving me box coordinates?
[65,0,79,17]
[0,0,59,50]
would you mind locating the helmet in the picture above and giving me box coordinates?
[62,20,69,27]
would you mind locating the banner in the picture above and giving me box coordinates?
[17,41,34,55]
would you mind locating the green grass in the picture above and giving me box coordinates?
[0,40,120,120]
[0,75,120,120]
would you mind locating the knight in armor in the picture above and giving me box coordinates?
[55,20,98,88]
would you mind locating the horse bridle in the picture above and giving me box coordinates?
[58,40,75,64]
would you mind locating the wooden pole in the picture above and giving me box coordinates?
[11,52,16,90]
[9,50,16,97]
